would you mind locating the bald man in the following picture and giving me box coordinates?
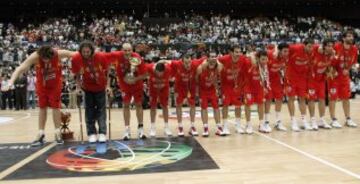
[112,43,148,140]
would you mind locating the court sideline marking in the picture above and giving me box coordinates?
[0,142,56,180]
[255,132,360,180]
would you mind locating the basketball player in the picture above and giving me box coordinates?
[6,46,75,146]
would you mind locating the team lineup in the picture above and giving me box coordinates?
[4,30,358,146]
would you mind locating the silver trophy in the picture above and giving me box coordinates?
[125,57,141,83]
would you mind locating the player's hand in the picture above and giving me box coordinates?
[106,87,113,97]
[124,76,136,85]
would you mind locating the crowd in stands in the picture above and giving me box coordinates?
[0,14,360,109]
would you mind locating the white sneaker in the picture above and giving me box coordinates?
[88,134,97,143]
[265,121,272,133]
[202,127,209,137]
[331,119,342,128]
[122,129,131,140]
[274,120,287,131]
[245,124,254,134]
[164,126,172,137]
[302,120,312,131]
[98,134,107,142]
[311,120,318,131]
[236,123,245,134]
[318,119,332,129]
[291,120,300,132]
[149,126,156,137]
[189,126,199,136]
[223,124,231,135]
[138,127,147,139]
[346,119,357,128]
[178,126,185,137]
[259,122,269,133]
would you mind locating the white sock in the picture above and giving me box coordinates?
[125,126,130,131]
[178,122,183,127]
[151,122,155,128]
[300,115,305,121]
[216,123,222,128]
[191,122,195,127]
[39,129,45,135]
[311,117,316,122]
[54,128,60,135]
[223,119,228,127]
[291,116,295,121]
[320,117,325,121]
[203,123,208,128]
[275,112,280,121]
[235,118,241,124]
[164,122,169,128]
[265,113,270,121]
[246,121,251,126]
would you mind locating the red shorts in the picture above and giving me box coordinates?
[175,88,196,106]
[200,91,219,109]
[285,77,308,98]
[121,88,143,104]
[308,80,326,100]
[265,81,284,100]
[222,87,242,107]
[37,88,61,109]
[328,77,351,100]
[244,88,265,105]
[149,88,169,108]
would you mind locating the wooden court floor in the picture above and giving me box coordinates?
[0,98,359,184]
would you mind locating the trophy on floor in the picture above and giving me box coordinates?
[60,111,74,141]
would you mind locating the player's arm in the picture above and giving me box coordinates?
[58,50,76,59]
[7,52,39,89]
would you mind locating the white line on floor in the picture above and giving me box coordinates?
[255,132,360,180]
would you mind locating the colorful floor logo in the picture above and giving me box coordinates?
[46,140,192,172]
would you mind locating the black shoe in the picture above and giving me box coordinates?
[31,134,45,147]
[55,133,64,144]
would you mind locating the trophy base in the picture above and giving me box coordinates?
[61,132,74,141]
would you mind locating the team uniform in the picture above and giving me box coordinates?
[328,43,358,100]
[218,55,248,106]
[171,58,204,106]
[111,51,147,104]
[308,45,334,101]
[265,51,286,101]
[71,52,113,140]
[35,50,62,109]
[286,44,314,97]
[147,63,172,108]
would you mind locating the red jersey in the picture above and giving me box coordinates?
[334,42,358,80]
[71,52,112,92]
[310,45,336,82]
[112,51,147,92]
[147,63,172,91]
[35,49,62,90]
[171,58,204,92]
[287,44,315,79]
[218,54,248,90]
[244,63,269,92]
[267,50,287,84]
[198,66,220,93]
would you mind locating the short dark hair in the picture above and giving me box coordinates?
[37,45,54,59]
[256,49,268,58]
[277,42,289,51]
[182,53,192,60]
[303,38,314,45]
[229,44,241,52]
[322,38,335,47]
[342,29,355,39]
[155,62,165,72]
